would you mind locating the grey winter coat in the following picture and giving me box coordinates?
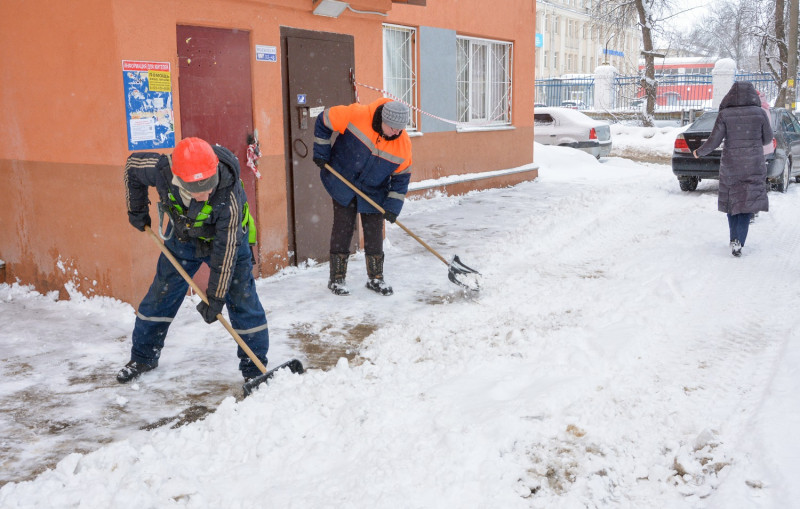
[696,81,774,215]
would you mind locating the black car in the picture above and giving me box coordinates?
[671,107,800,192]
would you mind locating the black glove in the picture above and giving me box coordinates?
[313,158,329,170]
[128,210,151,232]
[197,296,225,324]
[383,211,398,223]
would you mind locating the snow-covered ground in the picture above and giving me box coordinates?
[2,123,800,508]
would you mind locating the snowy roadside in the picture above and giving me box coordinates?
[2,128,800,508]
[609,122,685,162]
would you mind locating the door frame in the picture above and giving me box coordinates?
[280,27,357,266]
[176,24,258,282]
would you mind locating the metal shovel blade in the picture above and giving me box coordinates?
[242,358,305,398]
[448,255,481,291]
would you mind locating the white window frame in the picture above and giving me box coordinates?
[456,35,513,127]
[382,23,417,130]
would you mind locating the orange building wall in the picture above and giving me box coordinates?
[0,0,535,304]
[372,1,536,182]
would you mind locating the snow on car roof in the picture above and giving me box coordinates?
[535,106,609,124]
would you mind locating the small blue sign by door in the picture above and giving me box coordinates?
[255,45,277,62]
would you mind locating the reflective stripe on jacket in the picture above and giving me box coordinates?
[124,145,247,300]
[313,98,412,215]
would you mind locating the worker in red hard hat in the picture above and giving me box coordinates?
[119,137,269,384]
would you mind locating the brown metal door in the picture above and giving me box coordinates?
[282,28,356,265]
[176,25,257,288]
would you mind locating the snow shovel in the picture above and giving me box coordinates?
[323,163,481,291]
[144,226,302,395]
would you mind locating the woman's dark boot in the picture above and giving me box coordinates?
[328,253,350,295]
[365,253,393,296]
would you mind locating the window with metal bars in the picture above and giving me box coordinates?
[456,36,513,125]
[382,24,417,130]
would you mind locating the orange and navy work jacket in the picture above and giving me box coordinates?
[313,98,413,216]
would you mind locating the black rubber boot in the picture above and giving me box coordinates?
[116,360,158,383]
[328,253,350,296]
[365,253,393,296]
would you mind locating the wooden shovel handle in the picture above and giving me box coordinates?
[323,163,449,266]
[144,226,267,374]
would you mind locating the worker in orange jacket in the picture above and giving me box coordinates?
[313,98,412,296]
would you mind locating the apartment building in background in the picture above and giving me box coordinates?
[535,0,641,78]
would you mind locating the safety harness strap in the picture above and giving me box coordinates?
[164,180,256,245]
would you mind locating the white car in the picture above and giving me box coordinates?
[560,99,588,110]
[534,107,612,159]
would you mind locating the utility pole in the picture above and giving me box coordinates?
[787,0,798,110]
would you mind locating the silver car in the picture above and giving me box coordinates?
[534,107,612,159]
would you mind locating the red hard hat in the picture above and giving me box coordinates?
[172,137,218,183]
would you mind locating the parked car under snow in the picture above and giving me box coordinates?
[671,107,800,192]
[560,99,588,110]
[534,107,612,159]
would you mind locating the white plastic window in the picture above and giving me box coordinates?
[382,24,417,130]
[456,36,513,125]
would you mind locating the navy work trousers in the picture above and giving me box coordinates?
[130,235,269,378]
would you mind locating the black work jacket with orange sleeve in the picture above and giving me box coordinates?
[313,98,413,216]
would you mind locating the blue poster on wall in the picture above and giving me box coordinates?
[122,60,175,150]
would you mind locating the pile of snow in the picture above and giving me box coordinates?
[2,125,799,508]
[610,123,685,162]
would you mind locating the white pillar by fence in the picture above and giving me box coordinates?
[594,64,617,111]
[711,58,736,109]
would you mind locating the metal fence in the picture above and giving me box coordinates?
[535,72,793,113]
[534,75,594,108]
[735,72,780,106]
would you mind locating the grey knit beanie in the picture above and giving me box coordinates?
[381,101,410,130]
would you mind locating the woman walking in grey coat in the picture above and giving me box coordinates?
[693,82,774,257]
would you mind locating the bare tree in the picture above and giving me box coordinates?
[593,0,673,127]
[763,0,790,104]
[703,0,760,69]
[662,25,717,59]
[596,0,797,121]
[707,0,796,106]
[669,0,799,107]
